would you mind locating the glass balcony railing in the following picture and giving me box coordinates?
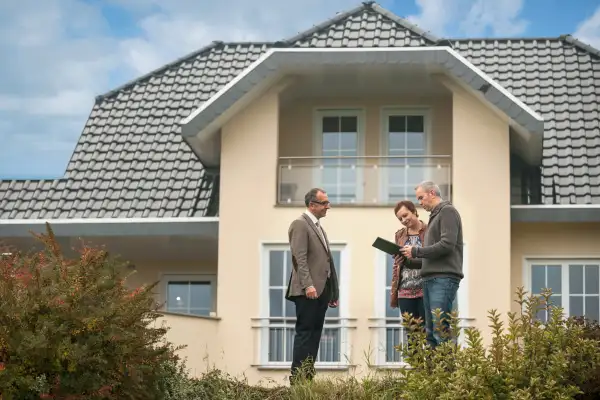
[277,155,452,206]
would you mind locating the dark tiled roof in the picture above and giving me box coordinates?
[282,2,439,47]
[0,42,270,219]
[1,2,599,220]
[452,36,600,204]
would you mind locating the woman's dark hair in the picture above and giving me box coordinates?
[393,200,418,217]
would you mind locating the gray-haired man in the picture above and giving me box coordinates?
[400,181,464,348]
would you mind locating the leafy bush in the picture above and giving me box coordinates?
[154,285,600,399]
[0,224,181,399]
[2,227,598,399]
[569,316,600,399]
[396,287,600,399]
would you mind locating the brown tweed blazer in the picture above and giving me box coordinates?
[285,213,339,302]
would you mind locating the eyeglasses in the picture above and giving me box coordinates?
[311,200,330,206]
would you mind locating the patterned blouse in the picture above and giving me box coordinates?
[398,234,424,299]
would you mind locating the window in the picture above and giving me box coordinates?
[260,245,347,366]
[314,110,363,204]
[382,254,408,363]
[527,260,600,322]
[162,274,216,317]
[381,109,429,202]
[374,243,468,365]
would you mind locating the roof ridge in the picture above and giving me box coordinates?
[447,35,600,59]
[448,36,562,42]
[96,41,225,102]
[370,3,441,43]
[279,1,441,46]
[280,2,369,44]
[561,34,600,59]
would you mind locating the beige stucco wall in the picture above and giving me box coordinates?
[127,260,221,377]
[279,96,452,157]
[450,81,512,340]
[511,222,600,313]
[208,81,514,385]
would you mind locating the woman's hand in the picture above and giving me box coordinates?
[393,254,404,264]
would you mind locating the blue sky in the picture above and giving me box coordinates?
[1,0,599,180]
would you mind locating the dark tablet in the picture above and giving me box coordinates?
[372,237,402,256]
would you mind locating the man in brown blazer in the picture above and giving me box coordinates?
[286,188,339,383]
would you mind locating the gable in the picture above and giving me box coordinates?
[285,2,439,48]
[1,2,599,221]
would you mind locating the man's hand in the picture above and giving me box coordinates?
[305,286,318,299]
[329,300,339,308]
[393,254,404,264]
[401,245,414,259]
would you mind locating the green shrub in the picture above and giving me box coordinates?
[569,316,600,399]
[396,287,600,399]
[0,224,181,399]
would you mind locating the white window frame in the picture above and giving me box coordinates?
[372,242,470,366]
[379,107,433,203]
[372,249,409,367]
[160,273,217,317]
[258,242,351,368]
[523,257,600,321]
[312,108,366,204]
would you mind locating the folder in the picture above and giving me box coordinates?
[372,237,402,256]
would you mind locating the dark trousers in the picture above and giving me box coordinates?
[398,296,425,324]
[290,279,331,382]
[398,297,426,359]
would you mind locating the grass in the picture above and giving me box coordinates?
[178,368,404,400]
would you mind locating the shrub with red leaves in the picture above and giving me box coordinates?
[0,224,182,399]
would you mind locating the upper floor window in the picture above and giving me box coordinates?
[381,108,429,202]
[314,109,364,204]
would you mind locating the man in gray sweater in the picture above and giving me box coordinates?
[401,181,463,348]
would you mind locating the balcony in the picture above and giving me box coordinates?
[277,155,452,206]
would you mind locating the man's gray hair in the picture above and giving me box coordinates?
[415,181,442,197]
[304,188,326,207]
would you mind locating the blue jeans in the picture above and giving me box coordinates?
[423,277,460,348]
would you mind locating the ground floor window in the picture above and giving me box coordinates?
[162,274,216,317]
[527,259,600,322]
[261,244,347,365]
[375,243,468,365]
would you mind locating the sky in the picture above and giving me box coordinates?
[0,0,599,180]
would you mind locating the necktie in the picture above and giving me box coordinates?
[316,221,331,277]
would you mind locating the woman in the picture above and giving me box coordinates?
[390,200,427,324]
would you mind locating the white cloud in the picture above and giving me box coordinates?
[0,0,530,178]
[408,0,528,37]
[1,0,374,178]
[574,6,600,49]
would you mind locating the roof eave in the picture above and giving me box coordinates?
[180,47,544,166]
[512,205,600,223]
[0,217,219,238]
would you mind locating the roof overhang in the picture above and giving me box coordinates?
[180,46,545,167]
[0,217,219,238]
[512,205,600,222]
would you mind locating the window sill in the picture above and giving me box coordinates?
[275,203,393,209]
[372,363,412,370]
[252,364,353,371]
[159,311,221,321]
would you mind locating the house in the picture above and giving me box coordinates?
[1,1,600,386]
